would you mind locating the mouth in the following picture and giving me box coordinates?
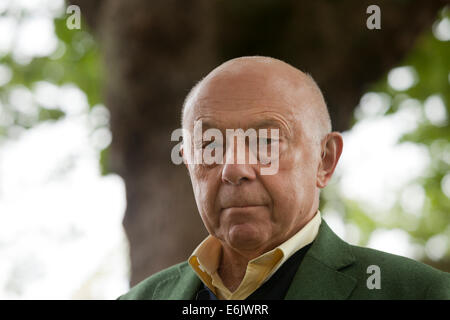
[226,205,262,208]
[222,205,265,211]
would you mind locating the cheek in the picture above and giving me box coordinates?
[285,142,319,184]
[190,166,221,222]
[271,179,297,210]
[190,165,213,196]
[264,156,317,215]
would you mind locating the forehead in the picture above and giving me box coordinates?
[185,70,309,133]
[196,67,300,106]
[192,105,295,140]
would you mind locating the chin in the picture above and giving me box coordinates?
[227,223,268,250]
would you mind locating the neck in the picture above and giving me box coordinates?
[218,245,251,292]
[217,241,276,292]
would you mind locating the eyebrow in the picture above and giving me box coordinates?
[200,118,289,134]
[248,119,285,130]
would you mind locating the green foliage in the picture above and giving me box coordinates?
[0,4,109,173]
[325,7,450,268]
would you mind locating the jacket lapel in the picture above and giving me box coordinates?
[285,220,357,299]
[154,263,202,299]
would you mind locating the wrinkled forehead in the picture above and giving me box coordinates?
[184,68,319,136]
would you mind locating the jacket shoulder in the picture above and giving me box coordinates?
[347,245,450,299]
[117,261,190,300]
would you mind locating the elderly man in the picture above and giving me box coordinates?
[119,56,450,300]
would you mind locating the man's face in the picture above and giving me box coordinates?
[183,65,325,255]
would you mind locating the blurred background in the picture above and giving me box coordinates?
[0,0,448,299]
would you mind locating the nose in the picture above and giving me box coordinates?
[221,163,256,185]
[221,142,256,185]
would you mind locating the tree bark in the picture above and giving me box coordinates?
[70,0,446,286]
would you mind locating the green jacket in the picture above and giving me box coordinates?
[118,221,450,299]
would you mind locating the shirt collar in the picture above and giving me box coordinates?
[188,210,322,297]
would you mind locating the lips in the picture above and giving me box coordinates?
[219,192,267,210]
[222,204,265,210]
[225,204,260,208]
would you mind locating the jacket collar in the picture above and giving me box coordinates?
[153,262,201,299]
[284,220,357,299]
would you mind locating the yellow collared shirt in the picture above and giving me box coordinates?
[188,211,322,300]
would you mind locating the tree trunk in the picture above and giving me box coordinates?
[70,0,446,286]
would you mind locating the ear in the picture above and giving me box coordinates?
[179,143,189,170]
[316,132,344,188]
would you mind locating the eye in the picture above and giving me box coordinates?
[259,137,279,145]
[203,141,222,149]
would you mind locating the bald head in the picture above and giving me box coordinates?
[182,56,332,144]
